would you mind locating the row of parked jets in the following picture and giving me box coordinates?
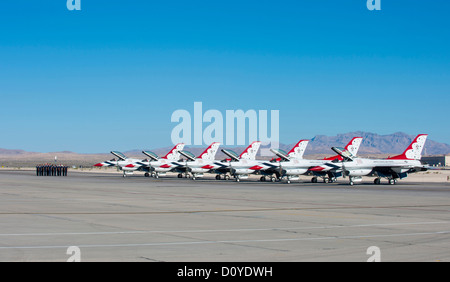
[93,134,431,186]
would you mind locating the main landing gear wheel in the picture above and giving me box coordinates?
[389,179,397,185]
[374,178,381,185]
[216,175,221,180]
[311,177,318,183]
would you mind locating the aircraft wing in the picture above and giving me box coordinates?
[370,162,432,179]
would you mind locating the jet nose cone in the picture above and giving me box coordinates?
[125,164,135,168]
[93,163,104,167]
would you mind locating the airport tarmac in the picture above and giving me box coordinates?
[0,169,449,262]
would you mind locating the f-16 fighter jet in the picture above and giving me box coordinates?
[319,134,429,185]
[174,142,221,180]
[93,144,185,177]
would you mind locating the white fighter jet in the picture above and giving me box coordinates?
[322,134,430,185]
[136,143,186,178]
[261,140,311,183]
[93,144,185,178]
[259,137,363,184]
[175,142,221,180]
[218,141,300,182]
[308,137,363,183]
[212,141,262,181]
[93,151,146,177]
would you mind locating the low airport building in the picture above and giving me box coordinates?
[422,155,450,167]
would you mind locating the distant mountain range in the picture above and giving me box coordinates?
[0,148,29,155]
[295,131,450,156]
[1,132,449,160]
[132,131,450,158]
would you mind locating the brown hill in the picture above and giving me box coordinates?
[1,132,449,167]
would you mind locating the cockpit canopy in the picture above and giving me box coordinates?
[331,147,354,161]
[221,149,240,161]
[179,150,196,161]
[142,151,159,161]
[111,151,127,161]
[270,148,290,161]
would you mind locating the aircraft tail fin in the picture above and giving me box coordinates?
[197,142,221,160]
[239,141,261,160]
[388,134,428,160]
[162,143,185,160]
[323,137,362,161]
[344,137,363,157]
[287,140,309,159]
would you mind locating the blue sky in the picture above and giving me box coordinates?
[0,0,449,153]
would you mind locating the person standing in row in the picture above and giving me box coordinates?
[36,164,69,177]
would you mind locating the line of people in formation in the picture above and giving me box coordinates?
[36,164,69,176]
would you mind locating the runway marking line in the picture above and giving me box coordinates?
[0,221,448,237]
[0,204,449,215]
[0,230,449,250]
[0,221,447,237]
[0,221,449,251]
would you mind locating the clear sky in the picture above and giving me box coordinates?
[0,0,449,153]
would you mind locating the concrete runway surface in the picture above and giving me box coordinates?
[0,170,449,262]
